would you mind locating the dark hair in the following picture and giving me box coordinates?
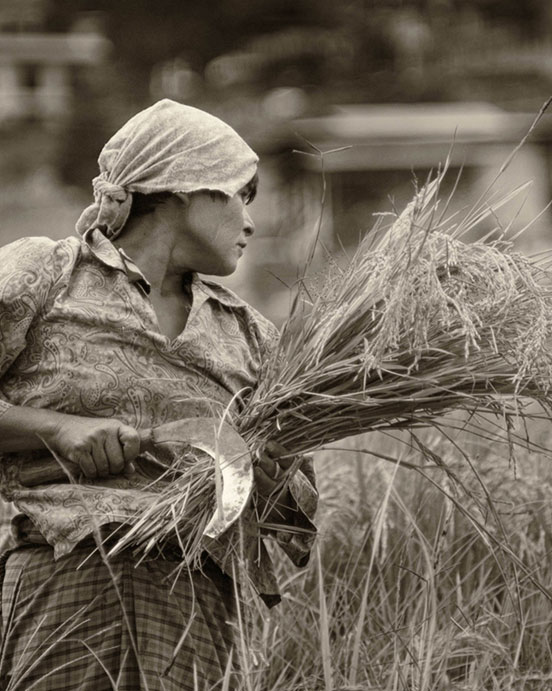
[194,173,258,205]
[129,191,175,218]
[240,172,259,205]
[129,172,258,219]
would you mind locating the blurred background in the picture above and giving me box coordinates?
[2,0,552,324]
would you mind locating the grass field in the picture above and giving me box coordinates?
[3,420,552,689]
[231,421,552,691]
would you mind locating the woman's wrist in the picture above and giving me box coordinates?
[0,406,68,453]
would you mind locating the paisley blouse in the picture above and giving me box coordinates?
[0,230,317,603]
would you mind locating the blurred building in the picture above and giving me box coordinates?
[0,31,110,122]
[290,102,552,252]
[225,102,552,323]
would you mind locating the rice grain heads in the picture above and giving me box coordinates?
[120,169,552,562]
[238,171,552,459]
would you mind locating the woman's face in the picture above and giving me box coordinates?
[169,183,256,276]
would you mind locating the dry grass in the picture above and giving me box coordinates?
[117,161,552,565]
[232,425,552,691]
[7,426,552,689]
[107,450,216,566]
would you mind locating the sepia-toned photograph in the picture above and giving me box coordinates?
[1,1,552,689]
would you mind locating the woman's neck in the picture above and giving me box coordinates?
[115,213,186,296]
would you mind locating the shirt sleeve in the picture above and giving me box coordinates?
[0,237,58,416]
[274,455,318,567]
[203,454,318,607]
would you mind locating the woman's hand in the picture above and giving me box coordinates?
[254,441,295,497]
[0,406,141,480]
[45,416,141,479]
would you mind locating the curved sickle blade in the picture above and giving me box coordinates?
[16,416,253,541]
[153,417,253,539]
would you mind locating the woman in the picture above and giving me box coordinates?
[0,100,317,690]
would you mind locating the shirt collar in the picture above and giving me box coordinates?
[193,275,246,309]
[82,228,151,293]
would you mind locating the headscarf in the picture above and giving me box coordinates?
[75,99,259,240]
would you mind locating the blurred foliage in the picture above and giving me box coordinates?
[2,0,552,188]
[10,0,341,101]
[3,0,552,97]
[0,0,47,30]
[52,66,131,189]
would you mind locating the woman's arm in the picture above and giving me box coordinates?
[0,238,140,480]
[0,406,140,479]
[254,442,318,567]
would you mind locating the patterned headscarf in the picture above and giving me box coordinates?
[75,99,259,240]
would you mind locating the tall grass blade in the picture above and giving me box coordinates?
[317,544,333,691]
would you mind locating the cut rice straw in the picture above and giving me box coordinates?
[118,102,552,566]
[238,164,552,464]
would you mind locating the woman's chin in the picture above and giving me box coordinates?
[202,261,238,277]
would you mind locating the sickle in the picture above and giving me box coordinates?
[148,417,253,538]
[17,417,253,539]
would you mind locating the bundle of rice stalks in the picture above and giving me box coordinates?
[238,170,552,460]
[118,164,552,565]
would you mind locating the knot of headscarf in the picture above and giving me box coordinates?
[75,174,133,239]
[93,175,128,203]
[75,99,258,241]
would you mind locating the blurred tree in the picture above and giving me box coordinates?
[8,0,552,102]
[23,0,340,101]
[21,0,346,188]
[461,0,548,36]
[53,64,132,190]
[0,0,47,30]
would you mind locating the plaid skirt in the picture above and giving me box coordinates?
[0,544,238,691]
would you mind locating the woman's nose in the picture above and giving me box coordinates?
[243,209,255,237]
